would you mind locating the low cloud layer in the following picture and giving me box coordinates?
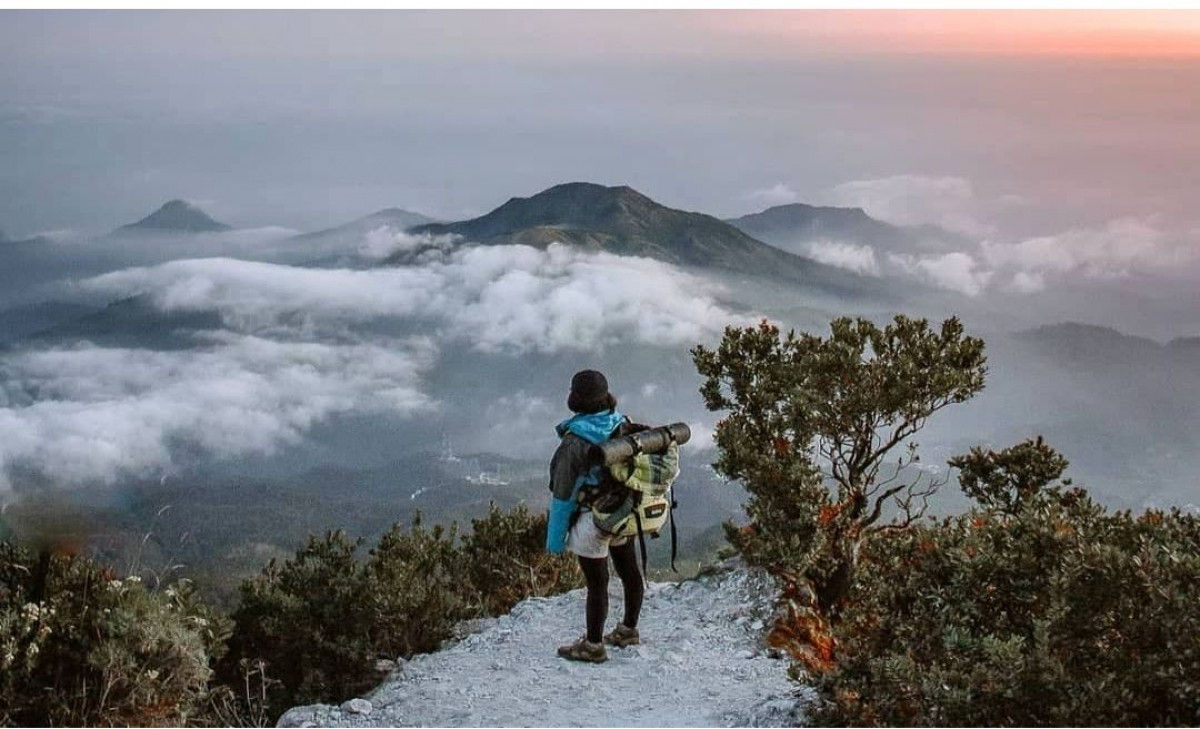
[889,251,992,297]
[2,244,751,491]
[746,182,800,207]
[827,174,992,238]
[807,241,880,276]
[980,218,1194,290]
[82,243,751,354]
[356,229,459,261]
[812,175,1200,299]
[0,334,435,491]
[911,217,1200,296]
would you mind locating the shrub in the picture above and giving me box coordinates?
[2,503,583,726]
[812,441,1200,726]
[367,515,469,659]
[0,542,227,727]
[460,504,581,615]
[221,530,374,714]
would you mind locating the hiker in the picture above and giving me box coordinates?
[547,369,643,664]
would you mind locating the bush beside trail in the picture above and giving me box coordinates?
[0,542,228,726]
[813,491,1200,726]
[697,316,1200,726]
[0,503,580,727]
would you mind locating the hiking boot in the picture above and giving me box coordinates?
[556,637,607,663]
[603,624,640,648]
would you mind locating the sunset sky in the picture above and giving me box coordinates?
[714,11,1200,57]
[3,10,1200,243]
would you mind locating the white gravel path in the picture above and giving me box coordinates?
[278,566,812,728]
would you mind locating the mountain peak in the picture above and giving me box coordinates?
[119,199,231,233]
[497,182,656,218]
[358,207,437,227]
[409,182,872,291]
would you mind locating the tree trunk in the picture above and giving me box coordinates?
[815,538,860,616]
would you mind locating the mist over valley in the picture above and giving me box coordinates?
[5,12,1200,604]
[3,180,1198,600]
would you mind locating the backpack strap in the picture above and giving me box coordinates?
[669,495,679,573]
[633,507,648,583]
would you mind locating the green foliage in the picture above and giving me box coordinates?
[1,498,582,727]
[220,504,581,721]
[367,516,469,660]
[221,530,375,713]
[0,542,228,727]
[813,441,1200,726]
[460,504,582,615]
[693,315,987,612]
[950,435,1073,515]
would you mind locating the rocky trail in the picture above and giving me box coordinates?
[278,565,813,727]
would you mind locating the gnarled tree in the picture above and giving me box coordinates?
[692,315,987,615]
[950,435,1074,516]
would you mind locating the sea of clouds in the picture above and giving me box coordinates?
[789,174,1200,298]
[0,243,752,493]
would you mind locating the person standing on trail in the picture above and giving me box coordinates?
[546,370,644,664]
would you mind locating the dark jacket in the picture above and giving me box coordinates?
[549,433,592,501]
[545,409,627,553]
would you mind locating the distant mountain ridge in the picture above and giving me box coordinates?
[726,202,968,256]
[727,203,889,241]
[1017,322,1161,352]
[411,182,867,287]
[1014,322,1200,368]
[118,200,231,233]
[292,207,436,243]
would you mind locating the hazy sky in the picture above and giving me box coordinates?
[5,11,1200,502]
[3,11,1200,241]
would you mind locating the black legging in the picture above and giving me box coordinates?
[578,540,644,644]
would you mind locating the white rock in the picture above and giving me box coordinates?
[341,698,373,715]
[276,708,319,727]
[375,659,397,673]
[735,649,756,660]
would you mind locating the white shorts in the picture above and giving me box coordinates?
[567,512,631,559]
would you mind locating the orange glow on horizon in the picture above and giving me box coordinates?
[707,11,1200,58]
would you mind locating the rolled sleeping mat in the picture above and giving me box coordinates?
[591,422,691,466]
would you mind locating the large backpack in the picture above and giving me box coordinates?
[580,421,682,573]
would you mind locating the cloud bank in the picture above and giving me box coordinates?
[981,218,1192,287]
[746,183,800,207]
[815,175,1200,298]
[807,241,880,276]
[828,174,992,238]
[888,251,992,297]
[82,243,750,354]
[3,244,751,491]
[0,334,435,491]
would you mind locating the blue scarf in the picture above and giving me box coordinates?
[555,409,625,444]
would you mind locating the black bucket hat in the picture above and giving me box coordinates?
[568,369,616,414]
